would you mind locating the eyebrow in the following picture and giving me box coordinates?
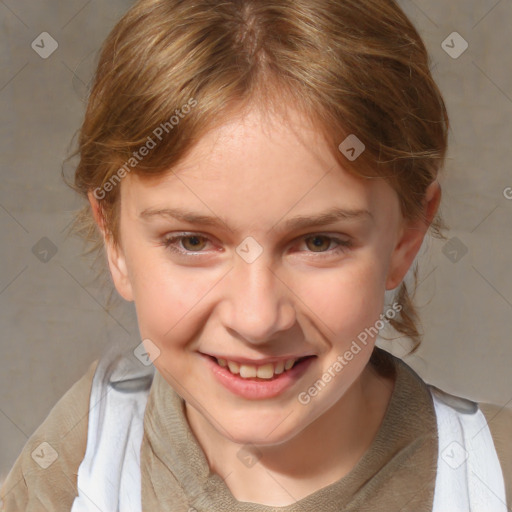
[139,206,373,233]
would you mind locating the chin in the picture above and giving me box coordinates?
[214,409,307,447]
[227,428,295,448]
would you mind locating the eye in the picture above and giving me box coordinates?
[304,235,334,252]
[299,234,352,256]
[163,233,211,254]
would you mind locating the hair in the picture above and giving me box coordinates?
[70,0,449,353]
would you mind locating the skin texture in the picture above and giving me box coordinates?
[90,103,441,506]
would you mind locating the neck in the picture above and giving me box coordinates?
[185,361,396,506]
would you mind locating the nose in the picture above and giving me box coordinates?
[221,255,296,345]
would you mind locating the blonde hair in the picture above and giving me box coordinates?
[71,0,449,351]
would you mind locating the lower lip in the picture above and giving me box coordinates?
[201,354,316,400]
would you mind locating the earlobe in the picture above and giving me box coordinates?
[385,181,442,290]
[87,192,134,302]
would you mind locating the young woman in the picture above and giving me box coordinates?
[2,0,510,510]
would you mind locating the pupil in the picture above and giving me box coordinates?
[309,236,328,251]
[183,236,203,250]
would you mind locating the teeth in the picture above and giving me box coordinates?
[284,359,295,370]
[218,357,301,379]
[256,364,274,379]
[274,361,285,375]
[227,361,240,374]
[239,365,257,378]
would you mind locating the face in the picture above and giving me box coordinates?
[101,104,429,446]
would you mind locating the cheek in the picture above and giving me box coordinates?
[292,254,387,342]
[126,247,208,343]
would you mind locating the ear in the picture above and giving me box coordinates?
[385,181,441,290]
[88,191,134,302]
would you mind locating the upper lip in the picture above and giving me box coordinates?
[201,352,315,365]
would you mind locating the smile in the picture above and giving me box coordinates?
[200,353,317,400]
[215,356,309,380]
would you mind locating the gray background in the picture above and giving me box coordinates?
[0,0,511,479]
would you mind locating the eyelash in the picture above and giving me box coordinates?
[161,232,353,259]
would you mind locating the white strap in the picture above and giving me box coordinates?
[71,351,153,512]
[431,386,507,512]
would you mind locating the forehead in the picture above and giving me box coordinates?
[120,105,400,231]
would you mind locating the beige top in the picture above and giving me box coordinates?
[1,349,511,511]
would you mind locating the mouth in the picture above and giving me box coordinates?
[202,353,316,381]
[200,352,316,399]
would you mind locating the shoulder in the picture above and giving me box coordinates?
[428,385,511,508]
[0,360,98,511]
[430,385,512,506]
[479,402,512,506]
